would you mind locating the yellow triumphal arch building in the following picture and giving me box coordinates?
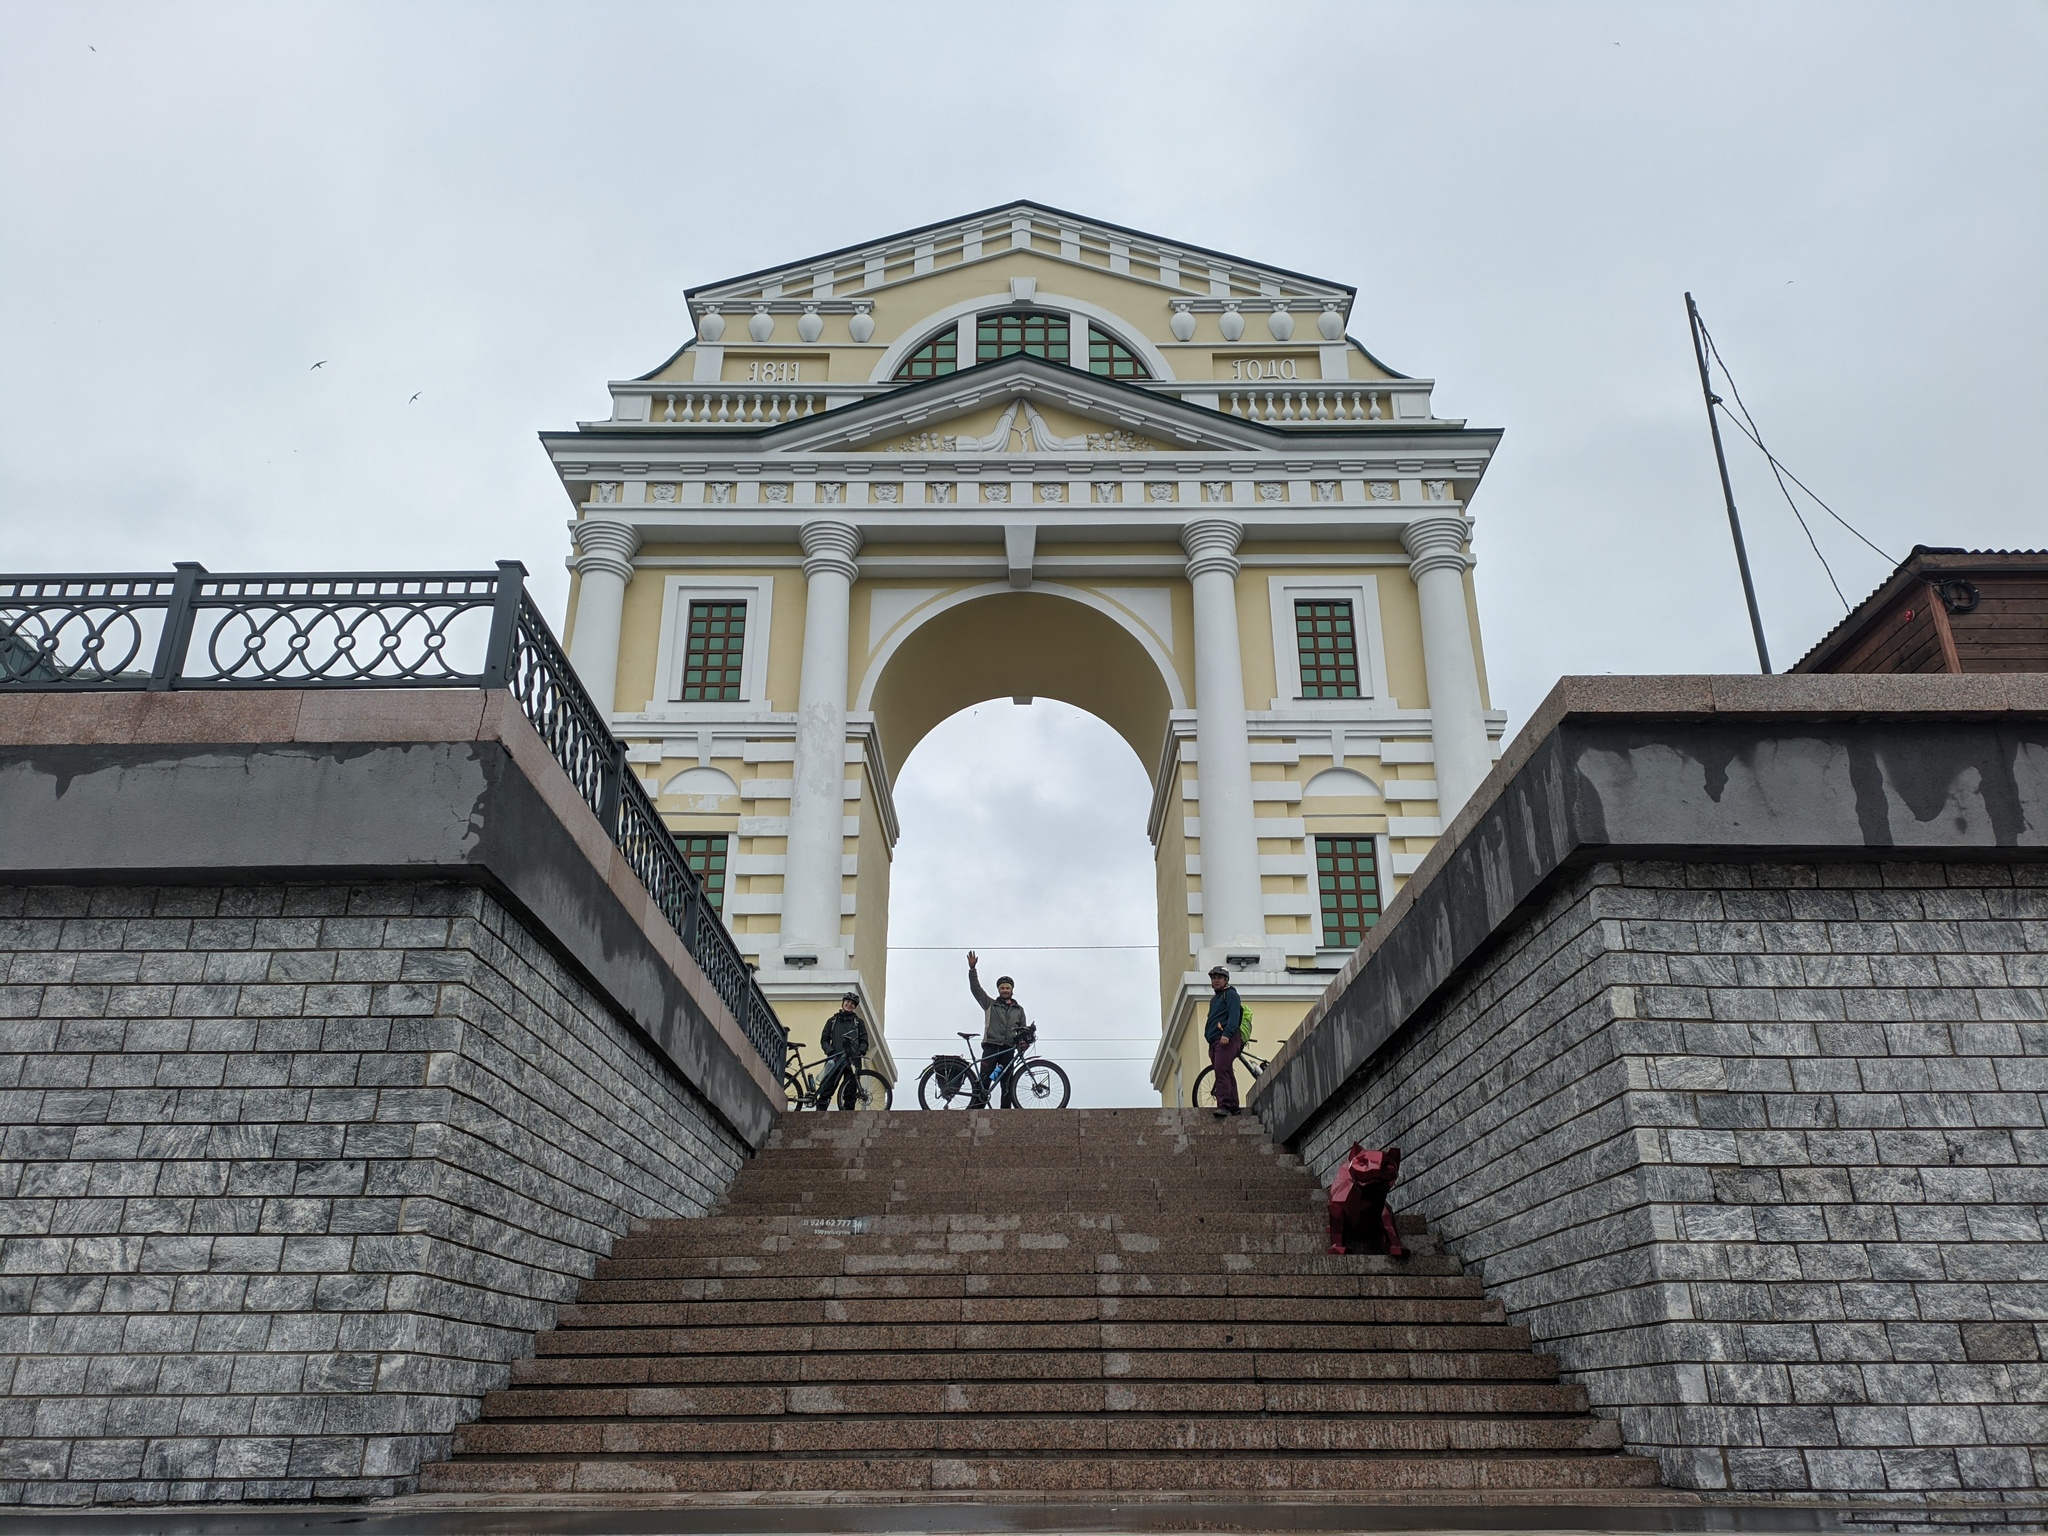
[546,203,1504,1102]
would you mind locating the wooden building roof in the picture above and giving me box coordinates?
[1789,547,2048,675]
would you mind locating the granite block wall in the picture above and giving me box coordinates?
[0,881,750,1506]
[1298,859,2048,1501]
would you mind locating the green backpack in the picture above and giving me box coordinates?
[1235,1002,1253,1039]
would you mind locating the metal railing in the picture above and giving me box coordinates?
[0,560,786,1074]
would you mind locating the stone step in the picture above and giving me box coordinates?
[552,1295,1509,1329]
[436,1110,1659,1505]
[450,1413,1627,1458]
[417,1451,1666,1496]
[508,1346,1569,1389]
[574,1270,1487,1303]
[592,1250,1462,1280]
[530,1321,1535,1358]
[725,1189,1324,1204]
[478,1380,1595,1421]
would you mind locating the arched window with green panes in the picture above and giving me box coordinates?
[892,329,958,381]
[976,310,1068,365]
[1087,325,1150,379]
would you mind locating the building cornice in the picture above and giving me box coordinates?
[680,200,1357,319]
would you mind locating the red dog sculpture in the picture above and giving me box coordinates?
[1328,1143,1406,1257]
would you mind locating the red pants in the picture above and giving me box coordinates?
[1209,1034,1243,1111]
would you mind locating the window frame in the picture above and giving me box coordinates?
[671,831,730,915]
[1314,833,1383,951]
[649,575,775,715]
[1086,324,1151,380]
[1267,577,1389,707]
[676,599,750,703]
[1292,598,1364,700]
[975,309,1070,366]
[891,329,959,381]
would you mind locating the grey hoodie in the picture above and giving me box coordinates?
[967,966,1027,1049]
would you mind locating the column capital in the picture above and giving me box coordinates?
[571,518,640,581]
[800,520,862,581]
[1180,518,1244,581]
[1401,513,1471,580]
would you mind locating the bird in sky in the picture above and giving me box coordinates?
[409,392,421,403]
[310,360,327,370]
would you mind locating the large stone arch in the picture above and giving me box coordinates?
[861,586,1182,777]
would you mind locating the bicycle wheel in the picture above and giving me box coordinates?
[917,1058,980,1111]
[1192,1060,1260,1110]
[841,1069,893,1111]
[1009,1058,1070,1109]
[783,1073,808,1111]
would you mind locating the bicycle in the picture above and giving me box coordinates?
[783,1037,892,1112]
[1191,1042,1270,1110]
[917,1025,1070,1111]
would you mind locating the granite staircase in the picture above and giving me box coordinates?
[419,1109,1663,1500]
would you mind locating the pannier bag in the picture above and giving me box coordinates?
[1327,1142,1406,1258]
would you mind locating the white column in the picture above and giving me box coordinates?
[1402,514,1491,818]
[779,520,861,965]
[566,519,640,716]
[1181,519,1268,964]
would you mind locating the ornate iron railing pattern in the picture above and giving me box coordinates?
[0,560,785,1073]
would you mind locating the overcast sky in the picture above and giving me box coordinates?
[4,2,2042,1104]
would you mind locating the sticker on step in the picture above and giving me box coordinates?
[800,1217,871,1234]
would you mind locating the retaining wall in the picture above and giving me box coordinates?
[0,692,781,1504]
[1255,675,2048,1500]
[1296,858,2046,1497]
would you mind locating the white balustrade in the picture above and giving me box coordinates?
[1220,389,1391,423]
[653,390,825,425]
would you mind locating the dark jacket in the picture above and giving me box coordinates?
[968,967,1027,1049]
[821,1008,868,1060]
[1204,985,1245,1046]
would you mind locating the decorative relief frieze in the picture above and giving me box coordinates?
[819,483,845,504]
[1092,482,1120,504]
[894,431,953,452]
[984,484,1011,503]
[1146,482,1176,503]
[1038,483,1065,503]
[763,484,791,503]
[1084,429,1151,452]
[1369,482,1396,500]
[708,483,734,504]
[592,483,621,504]
[1256,482,1287,502]
[873,484,900,504]
[1312,481,1338,502]
[1203,481,1229,503]
[1425,481,1451,501]
[929,483,955,504]
[651,484,678,503]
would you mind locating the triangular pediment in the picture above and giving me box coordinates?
[759,356,1278,455]
[687,200,1354,319]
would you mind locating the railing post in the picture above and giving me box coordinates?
[479,560,527,689]
[597,738,625,838]
[148,562,206,691]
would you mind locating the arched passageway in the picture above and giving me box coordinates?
[883,698,1161,1107]
[865,587,1177,775]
